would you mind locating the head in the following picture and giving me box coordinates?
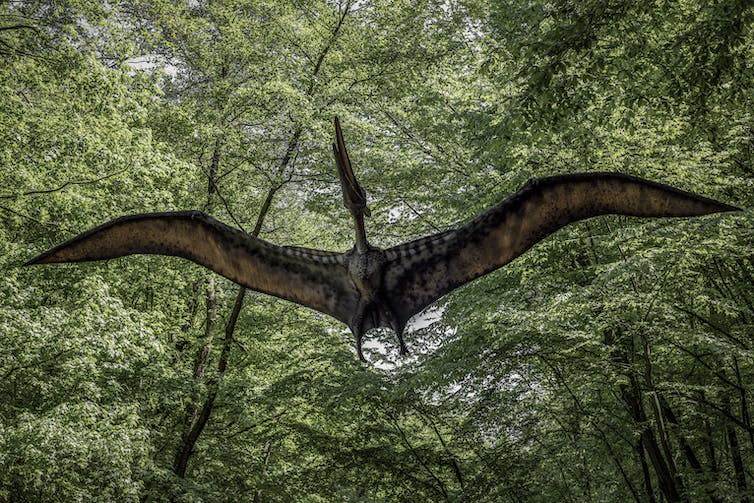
[332,117,370,218]
[332,117,371,252]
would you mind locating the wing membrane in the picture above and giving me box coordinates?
[383,172,740,327]
[26,211,359,324]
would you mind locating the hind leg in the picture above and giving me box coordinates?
[396,332,408,356]
[350,301,368,362]
[381,307,408,356]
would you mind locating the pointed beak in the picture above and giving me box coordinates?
[333,117,369,216]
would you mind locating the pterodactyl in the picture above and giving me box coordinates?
[26,118,740,361]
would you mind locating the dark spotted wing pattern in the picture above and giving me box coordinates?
[383,172,740,328]
[26,211,359,325]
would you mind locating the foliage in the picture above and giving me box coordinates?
[1,0,752,501]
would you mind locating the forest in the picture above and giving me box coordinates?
[1,1,753,501]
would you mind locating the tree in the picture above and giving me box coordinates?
[1,0,751,501]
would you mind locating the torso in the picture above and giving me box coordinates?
[345,246,387,303]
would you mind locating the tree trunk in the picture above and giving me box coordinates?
[173,284,245,477]
[732,356,754,455]
[605,329,683,502]
[169,0,352,482]
[659,396,722,503]
[173,275,216,477]
[724,396,749,503]
[252,440,273,503]
[638,436,658,503]
[172,133,223,478]
[621,382,683,502]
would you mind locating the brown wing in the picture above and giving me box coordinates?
[383,172,741,328]
[25,211,359,325]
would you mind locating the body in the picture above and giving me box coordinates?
[25,119,741,363]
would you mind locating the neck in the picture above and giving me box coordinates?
[353,212,369,252]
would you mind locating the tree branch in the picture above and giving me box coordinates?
[0,169,126,200]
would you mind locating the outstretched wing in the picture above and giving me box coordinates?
[26,211,359,325]
[383,172,740,328]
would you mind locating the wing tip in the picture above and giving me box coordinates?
[528,171,742,216]
[24,246,64,266]
[716,201,744,213]
[22,210,216,268]
[22,255,42,266]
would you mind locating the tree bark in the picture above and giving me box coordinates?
[724,396,749,503]
[642,334,683,496]
[252,440,273,503]
[637,436,658,503]
[605,329,683,502]
[171,130,224,478]
[621,381,683,502]
[732,356,754,455]
[601,227,685,500]
[659,396,722,503]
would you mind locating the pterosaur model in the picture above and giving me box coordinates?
[27,118,740,361]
